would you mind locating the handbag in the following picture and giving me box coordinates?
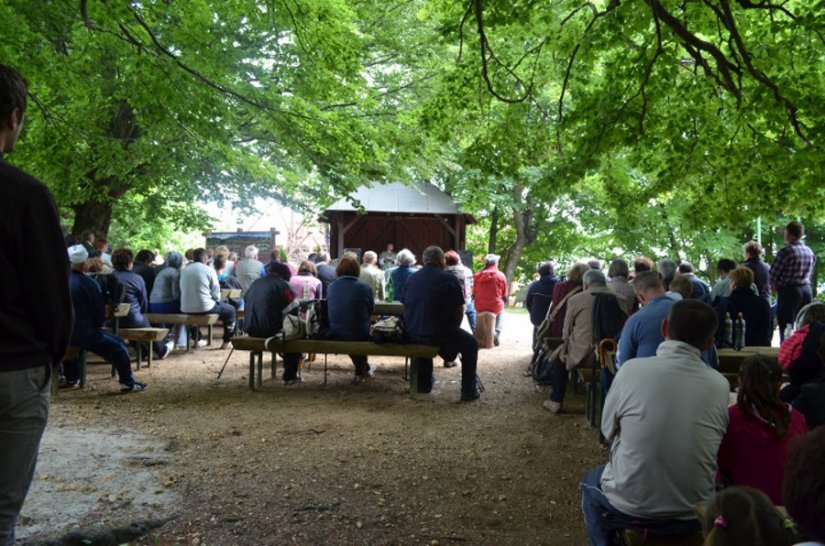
[281,300,306,340]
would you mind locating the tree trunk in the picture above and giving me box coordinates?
[70,100,140,238]
[71,198,114,238]
[501,187,539,286]
[488,206,498,255]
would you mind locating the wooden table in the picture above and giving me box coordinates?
[717,346,781,389]
[374,302,404,316]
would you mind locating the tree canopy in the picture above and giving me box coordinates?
[2,0,823,282]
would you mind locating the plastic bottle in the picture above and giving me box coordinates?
[735,312,746,350]
[723,312,733,348]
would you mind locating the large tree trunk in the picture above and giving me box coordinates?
[501,187,539,286]
[488,206,498,255]
[71,199,115,238]
[70,100,140,238]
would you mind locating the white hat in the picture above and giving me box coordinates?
[67,244,89,264]
[484,254,500,264]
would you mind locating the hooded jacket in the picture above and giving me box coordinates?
[717,404,808,504]
[473,265,507,314]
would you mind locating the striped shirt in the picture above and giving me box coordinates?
[770,241,816,290]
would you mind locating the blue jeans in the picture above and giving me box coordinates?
[65,330,136,387]
[465,301,477,332]
[0,365,50,546]
[410,329,479,394]
[149,301,187,347]
[548,359,569,403]
[580,465,701,546]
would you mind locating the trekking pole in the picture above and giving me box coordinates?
[217,347,235,379]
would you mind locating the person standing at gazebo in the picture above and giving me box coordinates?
[378,243,396,271]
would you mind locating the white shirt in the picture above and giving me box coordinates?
[600,340,730,519]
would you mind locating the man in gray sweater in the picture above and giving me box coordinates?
[180,248,236,349]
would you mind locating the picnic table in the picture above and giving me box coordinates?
[374,301,404,316]
[717,346,781,389]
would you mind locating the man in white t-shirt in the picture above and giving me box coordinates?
[580,299,729,545]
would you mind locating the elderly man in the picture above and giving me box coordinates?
[544,269,626,413]
[359,250,385,301]
[772,220,816,341]
[580,300,729,546]
[378,243,397,271]
[233,244,265,297]
[677,262,711,303]
[473,254,508,346]
[181,248,236,349]
[0,64,73,545]
[402,246,481,401]
[708,258,737,304]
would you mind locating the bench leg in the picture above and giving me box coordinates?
[186,326,192,353]
[147,344,153,368]
[79,350,87,388]
[323,354,328,388]
[248,352,256,390]
[404,357,409,381]
[271,352,277,380]
[51,363,59,398]
[207,325,213,346]
[135,343,142,370]
[257,352,263,388]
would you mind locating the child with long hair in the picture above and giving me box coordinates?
[717,355,807,504]
[702,486,795,546]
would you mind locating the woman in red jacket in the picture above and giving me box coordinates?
[717,355,808,504]
[473,254,508,346]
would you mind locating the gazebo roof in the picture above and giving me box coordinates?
[324,181,472,219]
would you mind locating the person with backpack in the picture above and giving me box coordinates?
[543,269,627,414]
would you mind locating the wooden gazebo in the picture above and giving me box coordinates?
[322,182,475,260]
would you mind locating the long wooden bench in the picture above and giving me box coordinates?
[116,327,169,368]
[717,346,780,390]
[145,313,219,351]
[230,336,440,390]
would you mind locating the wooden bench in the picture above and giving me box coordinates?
[145,313,219,351]
[220,288,242,301]
[117,327,169,369]
[231,336,439,390]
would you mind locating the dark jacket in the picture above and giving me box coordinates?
[402,264,465,344]
[69,270,105,344]
[316,263,337,297]
[526,275,558,326]
[327,276,374,340]
[114,269,150,327]
[244,275,294,338]
[133,262,157,303]
[742,257,771,302]
[0,154,72,369]
[781,321,825,403]
[714,287,772,347]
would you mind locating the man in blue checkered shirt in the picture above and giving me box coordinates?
[771,220,816,341]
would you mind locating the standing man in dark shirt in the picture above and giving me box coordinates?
[402,246,480,401]
[315,251,337,298]
[771,221,816,341]
[0,65,72,545]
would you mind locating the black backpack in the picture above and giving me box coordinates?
[591,292,626,346]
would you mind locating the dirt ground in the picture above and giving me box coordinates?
[18,312,607,546]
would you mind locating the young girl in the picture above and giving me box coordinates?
[703,486,795,546]
[717,355,808,504]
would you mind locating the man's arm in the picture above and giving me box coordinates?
[770,247,788,292]
[614,317,636,369]
[22,186,72,364]
[209,268,221,302]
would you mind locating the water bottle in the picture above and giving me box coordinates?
[723,312,733,348]
[735,312,746,350]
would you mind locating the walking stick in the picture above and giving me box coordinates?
[217,347,235,379]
